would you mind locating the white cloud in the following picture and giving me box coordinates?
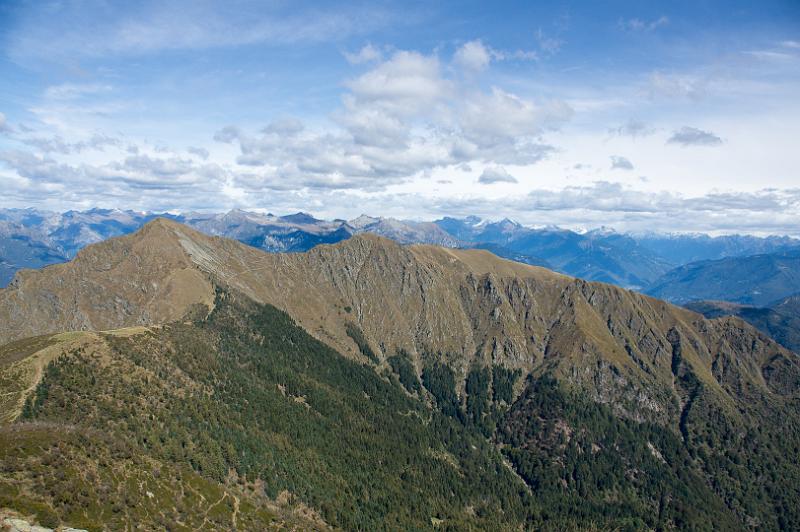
[478,166,517,184]
[213,46,568,190]
[346,51,451,114]
[453,40,539,72]
[262,118,305,136]
[19,133,121,154]
[459,88,571,148]
[188,146,209,160]
[619,16,669,32]
[213,126,242,144]
[344,43,383,64]
[610,155,634,170]
[667,126,723,147]
[454,40,493,71]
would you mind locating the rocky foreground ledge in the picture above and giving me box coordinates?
[1,512,86,532]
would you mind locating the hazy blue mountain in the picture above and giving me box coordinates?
[348,214,460,247]
[435,218,673,289]
[0,209,458,286]
[434,215,483,241]
[636,233,800,264]
[648,250,800,306]
[0,234,68,286]
[179,209,353,252]
[3,209,799,297]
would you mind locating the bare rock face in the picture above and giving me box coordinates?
[1,218,797,427]
[1,514,87,532]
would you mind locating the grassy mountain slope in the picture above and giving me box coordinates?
[3,292,533,530]
[2,219,796,427]
[2,219,800,529]
[686,295,800,353]
[5,289,799,529]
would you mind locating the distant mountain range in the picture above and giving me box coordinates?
[3,208,798,292]
[646,250,800,306]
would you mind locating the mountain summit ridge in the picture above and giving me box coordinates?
[1,218,795,426]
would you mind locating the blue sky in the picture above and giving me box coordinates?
[1,0,799,234]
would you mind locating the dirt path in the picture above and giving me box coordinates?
[2,361,43,423]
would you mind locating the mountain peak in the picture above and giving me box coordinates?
[280,212,320,225]
[349,214,381,228]
[132,216,208,247]
[0,218,218,343]
[140,216,185,231]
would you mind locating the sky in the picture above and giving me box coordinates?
[0,0,799,235]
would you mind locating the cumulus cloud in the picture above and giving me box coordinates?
[213,126,242,143]
[114,154,195,178]
[0,150,83,183]
[478,166,517,184]
[454,40,493,71]
[3,41,570,202]
[667,126,723,147]
[345,51,451,114]
[20,133,121,154]
[344,43,383,64]
[610,156,634,170]
[263,118,305,136]
[214,46,567,190]
[460,88,571,144]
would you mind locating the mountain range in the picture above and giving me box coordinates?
[1,218,799,529]
[3,208,798,292]
[646,250,800,306]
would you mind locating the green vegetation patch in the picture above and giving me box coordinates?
[13,291,530,530]
[344,321,379,363]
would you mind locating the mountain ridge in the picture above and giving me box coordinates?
[2,218,795,425]
[4,208,799,292]
[647,249,800,306]
[3,217,800,529]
